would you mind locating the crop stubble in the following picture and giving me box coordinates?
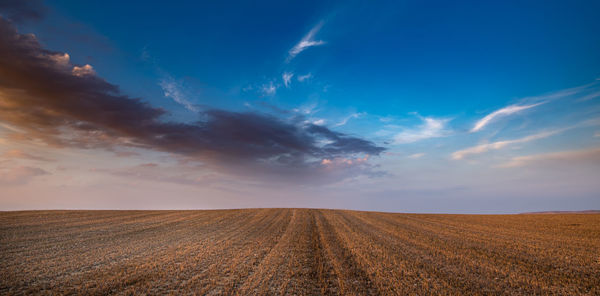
[1,209,598,295]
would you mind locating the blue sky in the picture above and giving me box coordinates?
[0,0,599,212]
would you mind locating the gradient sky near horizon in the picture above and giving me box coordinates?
[1,0,599,213]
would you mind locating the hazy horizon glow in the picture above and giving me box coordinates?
[1,1,599,213]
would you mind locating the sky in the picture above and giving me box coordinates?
[0,0,599,213]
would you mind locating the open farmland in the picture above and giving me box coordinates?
[1,209,599,295]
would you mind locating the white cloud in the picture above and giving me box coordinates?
[498,147,600,168]
[577,90,600,102]
[456,118,600,160]
[159,76,199,112]
[524,84,589,102]
[471,103,543,132]
[144,52,199,112]
[394,116,450,144]
[407,153,425,159]
[378,116,394,123]
[595,131,600,138]
[297,73,312,82]
[287,22,325,61]
[292,102,318,115]
[334,112,365,127]
[261,81,277,96]
[282,72,294,88]
[452,130,560,160]
[312,119,326,125]
[470,82,599,132]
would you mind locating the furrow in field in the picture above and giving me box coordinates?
[1,210,260,294]
[354,211,599,294]
[1,210,598,295]
[325,210,466,295]
[238,209,339,295]
[346,211,525,294]
[79,209,287,295]
[314,210,379,295]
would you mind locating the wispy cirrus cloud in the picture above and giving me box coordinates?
[287,21,325,61]
[141,48,199,112]
[471,82,600,132]
[577,90,600,102]
[334,112,365,127]
[471,103,544,132]
[282,72,293,88]
[452,130,560,160]
[524,82,597,102]
[261,81,277,96]
[456,118,600,160]
[292,102,318,115]
[159,75,199,112]
[297,73,312,82]
[407,153,425,159]
[498,147,600,168]
[394,115,450,144]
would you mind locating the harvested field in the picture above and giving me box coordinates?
[1,209,599,295]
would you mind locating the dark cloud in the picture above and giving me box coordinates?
[0,0,46,23]
[0,17,385,180]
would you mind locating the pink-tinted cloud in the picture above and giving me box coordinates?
[498,147,600,168]
[1,149,52,161]
[0,165,49,185]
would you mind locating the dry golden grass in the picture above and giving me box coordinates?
[1,209,598,295]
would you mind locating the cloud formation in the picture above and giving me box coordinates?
[407,153,425,159]
[577,90,600,102]
[452,130,559,160]
[282,72,293,88]
[159,75,199,112]
[287,22,325,61]
[297,73,312,82]
[498,147,600,168]
[0,166,49,185]
[334,112,365,127]
[470,83,600,133]
[0,17,384,181]
[261,81,277,96]
[1,149,52,161]
[394,116,449,144]
[455,118,600,160]
[471,103,543,132]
